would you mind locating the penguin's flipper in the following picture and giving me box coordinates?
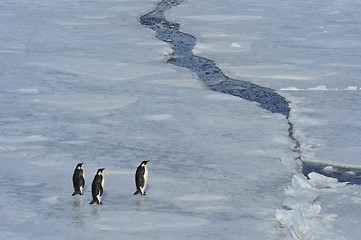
[89,200,95,204]
[133,190,140,195]
[80,176,85,188]
[135,169,145,188]
[98,182,103,196]
[72,192,76,196]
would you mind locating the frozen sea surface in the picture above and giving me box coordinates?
[0,0,295,239]
[167,0,361,166]
[1,0,361,239]
[168,0,361,239]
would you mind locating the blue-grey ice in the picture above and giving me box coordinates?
[1,0,361,239]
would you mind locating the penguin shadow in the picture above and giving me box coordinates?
[72,195,84,208]
[134,184,150,211]
[136,195,147,211]
[72,196,85,223]
[88,188,107,216]
[91,204,102,216]
[88,191,106,212]
[89,194,103,216]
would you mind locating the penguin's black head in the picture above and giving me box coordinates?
[97,168,105,173]
[76,163,83,169]
[141,161,149,166]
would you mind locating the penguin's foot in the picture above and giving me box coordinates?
[133,190,140,195]
[72,192,76,196]
[89,200,95,204]
[141,192,146,196]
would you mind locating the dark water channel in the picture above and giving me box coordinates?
[140,0,361,185]
[140,0,290,117]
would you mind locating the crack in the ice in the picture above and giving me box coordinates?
[141,1,290,118]
[140,0,361,186]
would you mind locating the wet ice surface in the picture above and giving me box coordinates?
[2,0,361,239]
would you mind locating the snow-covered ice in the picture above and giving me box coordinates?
[1,0,361,239]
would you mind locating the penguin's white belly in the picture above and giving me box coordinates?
[140,168,148,194]
[79,185,83,194]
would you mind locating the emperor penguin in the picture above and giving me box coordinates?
[134,161,149,195]
[72,163,85,196]
[89,168,105,204]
